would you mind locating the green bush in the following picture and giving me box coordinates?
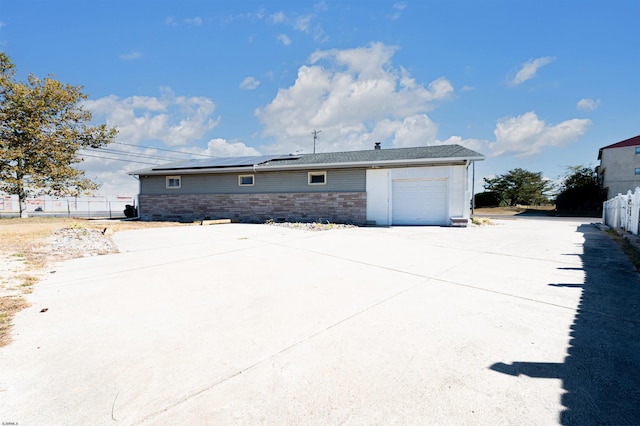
[474,191,501,207]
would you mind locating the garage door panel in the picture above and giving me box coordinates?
[392,178,448,225]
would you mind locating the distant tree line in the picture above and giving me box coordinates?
[475,166,605,211]
[555,166,606,210]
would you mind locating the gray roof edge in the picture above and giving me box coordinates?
[129,165,257,176]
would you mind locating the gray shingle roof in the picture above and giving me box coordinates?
[129,144,484,175]
[262,145,483,167]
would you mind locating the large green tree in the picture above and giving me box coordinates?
[483,168,554,206]
[0,52,116,217]
[555,165,605,210]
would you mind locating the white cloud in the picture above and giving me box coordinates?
[240,76,260,90]
[389,2,407,20]
[577,98,600,112]
[83,88,220,147]
[267,9,326,42]
[166,16,203,26]
[0,21,5,28]
[314,1,328,12]
[255,42,454,154]
[295,15,312,32]
[387,114,439,147]
[119,51,143,60]
[184,17,203,26]
[489,111,591,157]
[204,138,260,157]
[509,56,555,86]
[79,90,265,196]
[270,11,286,24]
[277,33,291,46]
[441,135,486,153]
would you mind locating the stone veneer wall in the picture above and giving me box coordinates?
[139,192,367,224]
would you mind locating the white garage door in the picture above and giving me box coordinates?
[392,178,448,225]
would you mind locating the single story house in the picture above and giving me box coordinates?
[129,144,485,226]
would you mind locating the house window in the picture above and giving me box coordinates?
[308,171,327,185]
[635,168,640,175]
[238,174,254,186]
[166,176,181,189]
[636,147,640,155]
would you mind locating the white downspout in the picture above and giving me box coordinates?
[470,160,475,218]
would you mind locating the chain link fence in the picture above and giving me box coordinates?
[0,195,136,219]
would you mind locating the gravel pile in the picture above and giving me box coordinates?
[35,227,118,262]
[265,221,357,231]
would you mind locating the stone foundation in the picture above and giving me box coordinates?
[139,192,367,224]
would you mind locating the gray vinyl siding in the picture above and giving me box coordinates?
[140,168,366,195]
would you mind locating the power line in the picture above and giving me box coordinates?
[80,152,160,165]
[111,141,218,158]
[84,147,178,163]
[80,141,225,166]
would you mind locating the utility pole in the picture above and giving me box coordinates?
[312,129,322,154]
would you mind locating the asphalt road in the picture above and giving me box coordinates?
[1,218,639,425]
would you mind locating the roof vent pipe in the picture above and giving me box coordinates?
[374,142,381,150]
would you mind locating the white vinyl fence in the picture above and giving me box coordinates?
[603,187,640,235]
[0,195,135,219]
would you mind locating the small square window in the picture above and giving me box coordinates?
[636,147,640,155]
[308,171,327,185]
[166,176,181,189]
[635,168,640,175]
[238,174,254,186]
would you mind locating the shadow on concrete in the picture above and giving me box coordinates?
[547,283,583,288]
[490,224,640,424]
[516,209,601,218]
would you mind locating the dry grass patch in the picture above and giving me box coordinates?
[471,216,494,226]
[0,218,188,264]
[473,206,556,216]
[0,296,30,346]
[606,229,640,272]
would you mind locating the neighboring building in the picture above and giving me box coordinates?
[597,135,640,199]
[129,144,484,226]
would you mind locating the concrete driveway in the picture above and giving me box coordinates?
[1,218,640,425]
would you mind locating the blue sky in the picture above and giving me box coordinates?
[1,0,639,196]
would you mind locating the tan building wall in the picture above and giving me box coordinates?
[600,145,640,198]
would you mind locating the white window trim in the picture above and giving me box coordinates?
[308,171,327,185]
[238,174,255,186]
[166,176,181,189]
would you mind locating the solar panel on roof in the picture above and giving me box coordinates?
[151,154,296,171]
